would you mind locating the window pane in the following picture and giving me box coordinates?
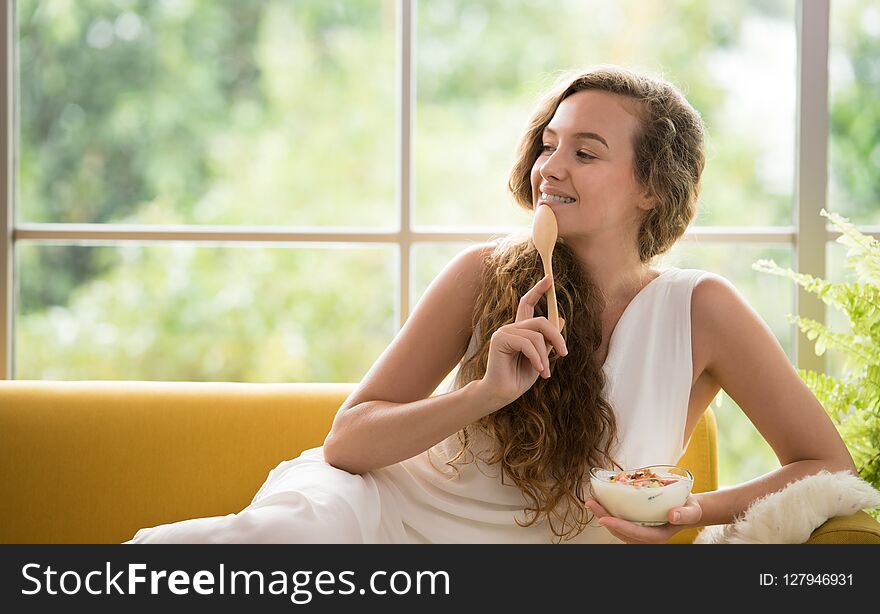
[829,0,880,225]
[18,0,396,226]
[416,0,796,229]
[659,243,793,486]
[16,244,395,381]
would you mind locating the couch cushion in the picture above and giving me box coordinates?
[0,381,352,543]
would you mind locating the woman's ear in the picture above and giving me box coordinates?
[637,191,657,212]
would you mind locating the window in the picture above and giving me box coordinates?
[826,0,880,382]
[829,0,880,226]
[3,0,874,486]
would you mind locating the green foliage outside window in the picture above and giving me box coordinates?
[754,210,880,519]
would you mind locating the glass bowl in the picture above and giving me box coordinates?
[589,464,694,526]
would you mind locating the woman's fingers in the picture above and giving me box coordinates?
[515,274,553,322]
[513,316,567,358]
[669,495,703,525]
[508,328,552,378]
[504,276,568,380]
[585,498,610,519]
[494,329,545,375]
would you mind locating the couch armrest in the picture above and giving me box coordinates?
[804,511,880,544]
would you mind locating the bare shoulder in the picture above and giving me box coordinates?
[691,271,757,328]
[435,242,495,304]
[450,241,496,283]
[691,271,742,310]
[690,270,778,376]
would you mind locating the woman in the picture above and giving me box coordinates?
[127,65,856,544]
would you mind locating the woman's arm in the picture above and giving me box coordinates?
[324,381,503,475]
[688,273,857,527]
[586,273,858,542]
[323,243,498,475]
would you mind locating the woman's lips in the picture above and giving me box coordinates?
[538,197,577,207]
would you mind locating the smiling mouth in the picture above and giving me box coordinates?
[538,192,577,206]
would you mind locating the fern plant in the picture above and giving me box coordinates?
[753,209,880,521]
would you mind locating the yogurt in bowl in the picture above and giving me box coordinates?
[589,465,694,526]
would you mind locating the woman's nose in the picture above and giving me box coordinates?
[540,154,566,181]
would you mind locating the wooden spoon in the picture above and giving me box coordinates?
[531,204,560,330]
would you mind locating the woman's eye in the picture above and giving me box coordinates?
[540,144,595,161]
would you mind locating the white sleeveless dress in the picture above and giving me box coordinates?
[126,267,707,544]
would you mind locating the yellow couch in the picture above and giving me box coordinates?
[1,380,878,544]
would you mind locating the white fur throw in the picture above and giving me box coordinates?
[693,470,880,544]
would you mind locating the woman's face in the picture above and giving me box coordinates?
[529,90,654,240]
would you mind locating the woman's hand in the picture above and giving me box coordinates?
[585,495,704,544]
[476,274,567,409]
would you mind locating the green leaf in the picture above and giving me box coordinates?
[755,209,880,495]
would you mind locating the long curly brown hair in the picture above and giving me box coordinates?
[433,66,706,542]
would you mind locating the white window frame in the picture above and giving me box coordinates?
[2,0,878,380]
